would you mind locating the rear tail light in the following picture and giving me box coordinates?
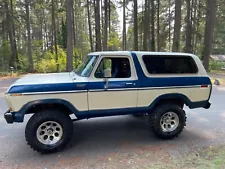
[201,85,208,88]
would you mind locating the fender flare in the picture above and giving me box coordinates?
[149,93,192,110]
[13,99,78,122]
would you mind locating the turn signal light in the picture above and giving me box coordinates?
[10,93,23,96]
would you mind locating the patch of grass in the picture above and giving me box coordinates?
[165,145,225,169]
[209,60,225,71]
[140,145,225,169]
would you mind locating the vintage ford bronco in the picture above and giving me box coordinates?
[4,51,212,153]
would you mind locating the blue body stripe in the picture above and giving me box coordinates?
[8,78,211,94]
[8,82,88,94]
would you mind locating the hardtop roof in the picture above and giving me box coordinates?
[88,51,197,58]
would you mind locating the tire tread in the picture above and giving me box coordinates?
[149,103,186,139]
[25,110,73,154]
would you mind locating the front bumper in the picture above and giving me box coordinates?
[4,109,14,124]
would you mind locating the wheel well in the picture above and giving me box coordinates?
[25,103,73,116]
[153,98,185,110]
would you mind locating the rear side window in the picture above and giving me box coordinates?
[142,55,198,74]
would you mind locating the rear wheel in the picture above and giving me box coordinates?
[25,109,73,154]
[149,103,186,139]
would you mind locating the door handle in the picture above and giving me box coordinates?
[126,82,134,85]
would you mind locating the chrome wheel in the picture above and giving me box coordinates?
[36,121,63,145]
[160,112,179,132]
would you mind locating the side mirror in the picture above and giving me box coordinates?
[104,69,112,78]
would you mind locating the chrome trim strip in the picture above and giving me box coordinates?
[22,90,87,95]
[139,85,203,90]
[88,88,137,92]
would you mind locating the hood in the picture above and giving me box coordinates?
[7,72,88,94]
[13,72,73,86]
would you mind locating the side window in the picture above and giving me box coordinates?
[95,57,131,78]
[142,55,198,74]
[95,58,112,78]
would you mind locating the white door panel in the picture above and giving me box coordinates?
[88,90,137,110]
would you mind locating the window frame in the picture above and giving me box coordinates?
[140,55,199,77]
[94,57,132,79]
[89,55,137,81]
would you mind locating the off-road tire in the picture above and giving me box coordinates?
[149,103,186,139]
[25,109,73,154]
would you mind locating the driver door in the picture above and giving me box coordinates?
[88,55,138,111]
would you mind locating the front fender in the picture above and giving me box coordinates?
[8,99,78,123]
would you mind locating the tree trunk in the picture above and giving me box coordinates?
[172,0,182,52]
[202,0,217,71]
[140,2,144,50]
[25,0,33,72]
[194,0,201,54]
[66,0,73,71]
[185,0,192,53]
[51,31,54,53]
[133,0,138,50]
[101,0,104,32]
[5,0,18,68]
[44,13,48,50]
[143,0,149,51]
[108,0,111,36]
[87,0,94,52]
[95,0,102,51]
[150,0,156,51]
[192,0,197,53]
[52,0,59,72]
[103,0,108,51]
[157,0,160,51]
[168,0,171,51]
[122,0,126,50]
[72,0,76,47]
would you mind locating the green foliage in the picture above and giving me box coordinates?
[17,54,28,73]
[73,48,83,69]
[108,32,121,50]
[58,47,67,71]
[209,60,225,71]
[213,0,225,54]
[1,0,223,75]
[35,58,57,73]
[34,46,67,73]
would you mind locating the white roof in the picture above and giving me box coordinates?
[88,51,196,57]
[88,51,131,56]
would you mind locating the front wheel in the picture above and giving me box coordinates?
[25,110,73,154]
[149,103,186,139]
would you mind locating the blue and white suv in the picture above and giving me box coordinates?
[4,51,212,153]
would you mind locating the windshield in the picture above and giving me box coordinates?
[75,55,98,77]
